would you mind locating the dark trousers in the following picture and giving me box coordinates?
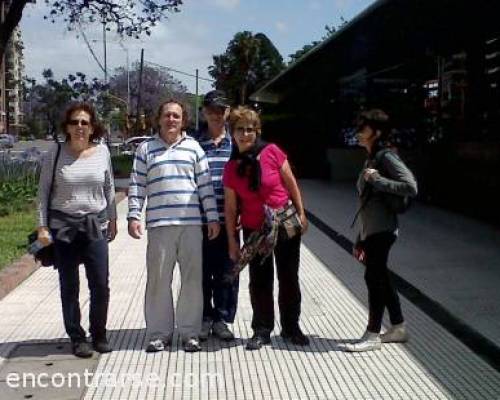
[245,228,302,335]
[202,227,239,323]
[362,231,404,333]
[53,231,110,342]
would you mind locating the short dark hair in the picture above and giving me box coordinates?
[357,109,394,155]
[203,90,229,108]
[156,99,189,129]
[61,102,105,142]
[357,109,390,137]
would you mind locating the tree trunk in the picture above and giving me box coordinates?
[240,83,247,105]
[0,0,29,66]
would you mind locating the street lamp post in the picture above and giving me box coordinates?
[118,42,130,112]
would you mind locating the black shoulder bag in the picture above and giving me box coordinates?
[28,143,61,267]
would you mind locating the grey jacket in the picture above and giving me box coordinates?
[356,149,418,241]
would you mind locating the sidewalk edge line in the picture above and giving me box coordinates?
[305,209,500,373]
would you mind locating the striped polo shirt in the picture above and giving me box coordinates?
[196,129,232,224]
[127,133,219,228]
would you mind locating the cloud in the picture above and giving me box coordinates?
[275,21,288,34]
[212,0,240,10]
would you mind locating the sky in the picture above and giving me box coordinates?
[20,0,376,94]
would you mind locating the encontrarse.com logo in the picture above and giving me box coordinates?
[6,370,222,389]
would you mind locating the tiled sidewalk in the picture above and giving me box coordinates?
[0,199,499,399]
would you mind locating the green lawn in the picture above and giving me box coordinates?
[0,209,37,271]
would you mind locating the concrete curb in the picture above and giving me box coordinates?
[0,192,127,301]
[0,254,39,300]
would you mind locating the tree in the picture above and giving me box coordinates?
[24,69,105,138]
[0,0,183,66]
[288,18,348,65]
[209,31,284,105]
[108,63,187,132]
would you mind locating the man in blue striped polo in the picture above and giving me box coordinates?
[197,90,239,341]
[127,100,220,353]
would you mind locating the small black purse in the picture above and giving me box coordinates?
[28,143,61,267]
[28,230,55,266]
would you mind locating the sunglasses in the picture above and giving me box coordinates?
[234,126,256,135]
[68,119,90,127]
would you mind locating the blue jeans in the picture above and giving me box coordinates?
[53,230,110,342]
[202,227,239,323]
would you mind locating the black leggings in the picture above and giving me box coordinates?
[362,232,404,333]
[244,228,302,335]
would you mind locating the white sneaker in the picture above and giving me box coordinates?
[381,323,409,343]
[343,331,381,352]
[200,319,213,341]
[212,321,234,341]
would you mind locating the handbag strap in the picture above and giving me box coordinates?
[47,143,62,210]
[350,148,398,229]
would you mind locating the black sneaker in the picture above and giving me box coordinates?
[281,329,310,346]
[92,338,113,353]
[72,341,93,358]
[183,337,201,352]
[246,333,271,351]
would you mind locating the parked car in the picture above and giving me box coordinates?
[0,134,14,149]
[122,136,151,155]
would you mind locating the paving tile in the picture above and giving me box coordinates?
[0,199,499,399]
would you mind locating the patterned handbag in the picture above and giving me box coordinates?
[275,201,303,239]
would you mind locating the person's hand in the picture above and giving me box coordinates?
[128,219,143,239]
[363,168,379,182]
[207,222,220,240]
[37,226,52,246]
[228,238,240,262]
[107,219,117,242]
[353,244,365,263]
[299,213,309,235]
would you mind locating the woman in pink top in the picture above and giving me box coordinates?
[223,106,309,350]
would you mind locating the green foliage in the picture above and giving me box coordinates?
[0,157,40,217]
[209,31,284,105]
[111,154,133,178]
[0,157,39,269]
[24,69,107,139]
[0,210,37,271]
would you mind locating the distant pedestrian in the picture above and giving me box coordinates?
[223,106,309,351]
[345,109,417,352]
[36,102,117,358]
[128,100,220,353]
[196,90,238,342]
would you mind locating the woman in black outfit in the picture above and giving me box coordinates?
[344,109,418,353]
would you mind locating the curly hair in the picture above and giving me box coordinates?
[61,102,105,142]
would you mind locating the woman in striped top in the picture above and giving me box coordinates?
[37,102,117,358]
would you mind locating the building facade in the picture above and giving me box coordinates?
[251,0,500,224]
[0,1,25,136]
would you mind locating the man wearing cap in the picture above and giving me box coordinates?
[196,90,238,341]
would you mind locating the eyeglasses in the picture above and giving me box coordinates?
[234,126,256,135]
[68,119,90,127]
